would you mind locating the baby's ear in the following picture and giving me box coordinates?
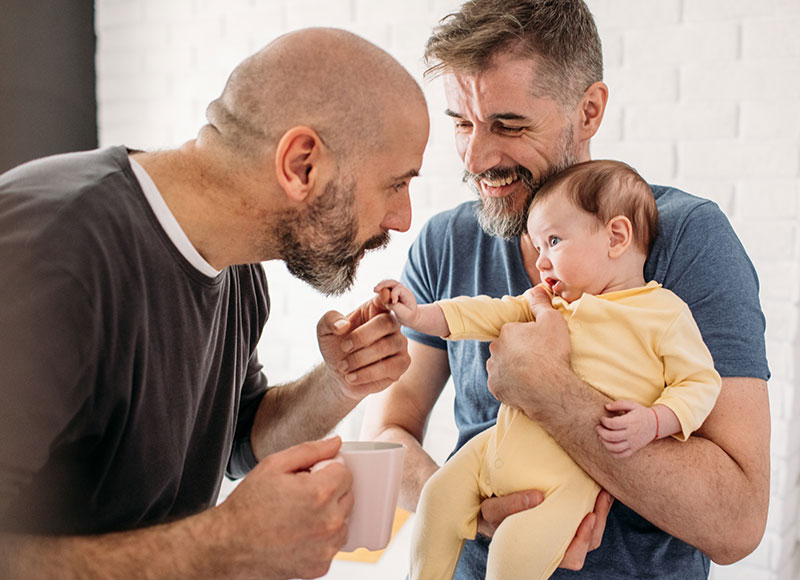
[607,215,633,258]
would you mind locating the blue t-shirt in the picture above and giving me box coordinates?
[400,186,769,579]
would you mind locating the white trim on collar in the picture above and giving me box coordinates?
[128,156,221,278]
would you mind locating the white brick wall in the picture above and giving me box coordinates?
[95,1,800,578]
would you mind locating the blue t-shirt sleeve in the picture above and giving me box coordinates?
[647,194,769,380]
[400,214,449,351]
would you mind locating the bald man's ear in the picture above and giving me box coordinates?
[274,126,330,202]
[575,81,608,141]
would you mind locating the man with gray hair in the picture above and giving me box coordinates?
[362,1,770,578]
[0,28,429,579]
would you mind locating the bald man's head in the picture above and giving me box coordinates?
[205,28,426,168]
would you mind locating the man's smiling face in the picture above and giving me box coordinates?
[443,51,582,239]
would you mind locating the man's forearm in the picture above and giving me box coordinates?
[1,509,231,579]
[524,373,770,564]
[370,423,439,512]
[250,363,358,461]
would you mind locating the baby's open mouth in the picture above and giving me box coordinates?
[544,277,563,294]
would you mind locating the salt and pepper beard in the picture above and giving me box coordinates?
[465,125,580,240]
[277,177,390,296]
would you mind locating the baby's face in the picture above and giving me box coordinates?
[527,195,612,302]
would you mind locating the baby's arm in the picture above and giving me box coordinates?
[597,298,721,459]
[373,279,451,338]
[596,401,682,458]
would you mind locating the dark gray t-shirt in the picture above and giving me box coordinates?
[401,189,769,579]
[0,146,269,535]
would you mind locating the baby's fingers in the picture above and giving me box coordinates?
[599,414,630,431]
[599,435,633,458]
[596,424,628,443]
[605,399,638,414]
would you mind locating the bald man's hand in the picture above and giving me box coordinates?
[317,295,410,400]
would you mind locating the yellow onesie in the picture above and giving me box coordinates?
[409,281,721,580]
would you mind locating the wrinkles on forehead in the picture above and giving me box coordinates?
[441,56,565,128]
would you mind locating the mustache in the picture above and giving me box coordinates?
[362,230,391,253]
[462,165,534,185]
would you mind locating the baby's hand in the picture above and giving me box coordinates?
[596,400,656,458]
[373,279,419,326]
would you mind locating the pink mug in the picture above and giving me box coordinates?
[323,441,406,552]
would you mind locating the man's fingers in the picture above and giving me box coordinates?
[378,287,392,306]
[341,329,407,371]
[559,512,595,570]
[340,351,410,392]
[354,310,399,341]
[267,437,342,474]
[591,490,613,549]
[559,490,613,570]
[480,490,545,532]
[346,295,391,329]
[318,309,350,337]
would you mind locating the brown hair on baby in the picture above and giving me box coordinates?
[529,160,658,254]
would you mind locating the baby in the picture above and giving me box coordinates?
[375,160,722,580]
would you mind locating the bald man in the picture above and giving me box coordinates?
[0,28,429,579]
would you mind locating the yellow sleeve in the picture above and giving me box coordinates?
[439,293,535,341]
[654,304,722,441]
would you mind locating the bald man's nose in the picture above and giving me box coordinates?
[383,191,412,233]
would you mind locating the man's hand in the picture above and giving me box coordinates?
[214,437,354,579]
[486,285,571,415]
[476,489,613,571]
[317,297,410,400]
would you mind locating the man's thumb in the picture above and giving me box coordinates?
[318,310,350,336]
[528,284,555,318]
[272,437,343,473]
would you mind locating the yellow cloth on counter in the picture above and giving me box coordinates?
[335,508,412,563]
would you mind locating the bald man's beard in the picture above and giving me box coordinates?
[277,178,390,296]
[466,125,580,239]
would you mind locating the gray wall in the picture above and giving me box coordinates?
[0,0,97,173]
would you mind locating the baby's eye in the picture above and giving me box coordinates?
[549,236,561,247]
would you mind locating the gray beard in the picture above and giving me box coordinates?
[472,171,535,240]
[277,178,389,296]
[469,126,580,239]
[467,163,565,240]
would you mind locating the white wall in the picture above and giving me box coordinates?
[95,1,800,578]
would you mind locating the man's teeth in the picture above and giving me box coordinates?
[481,175,516,187]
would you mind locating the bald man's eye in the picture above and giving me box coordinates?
[392,181,408,192]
